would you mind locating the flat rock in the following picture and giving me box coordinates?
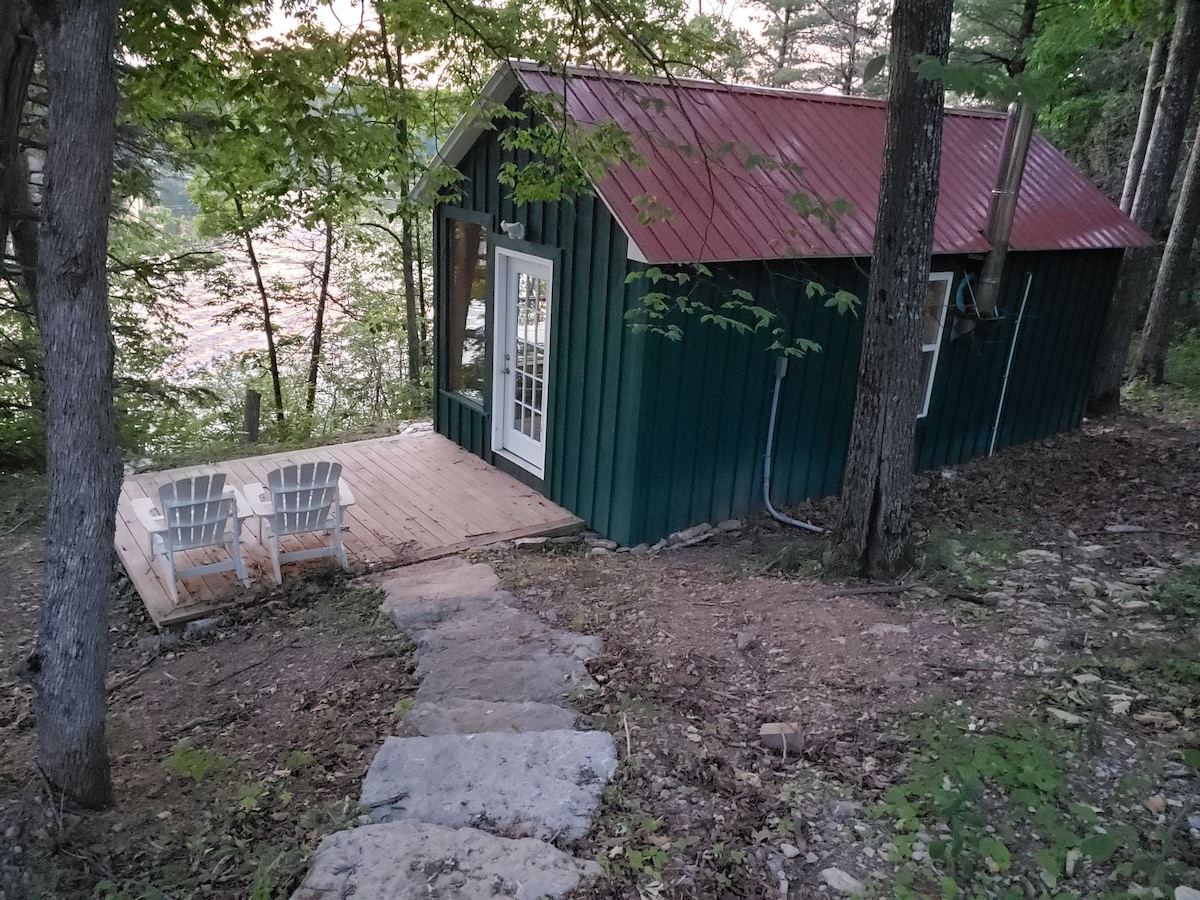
[291,821,599,900]
[362,731,617,840]
[414,640,597,704]
[413,603,602,661]
[379,558,504,631]
[397,699,579,736]
[820,866,866,895]
[864,623,909,636]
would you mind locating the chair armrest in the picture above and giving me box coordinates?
[338,481,356,509]
[241,482,273,517]
[227,487,255,521]
[131,497,165,534]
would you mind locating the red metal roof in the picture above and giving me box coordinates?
[513,65,1151,264]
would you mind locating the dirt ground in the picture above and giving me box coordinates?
[1,413,1199,898]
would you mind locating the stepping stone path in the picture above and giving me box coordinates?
[291,556,615,899]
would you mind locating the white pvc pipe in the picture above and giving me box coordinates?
[763,355,824,532]
[988,273,1034,456]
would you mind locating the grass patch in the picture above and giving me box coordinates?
[876,701,1199,899]
[922,526,1019,592]
[1123,329,1200,422]
[1155,564,1200,625]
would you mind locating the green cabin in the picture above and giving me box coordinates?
[423,63,1150,547]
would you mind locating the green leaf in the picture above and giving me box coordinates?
[1079,832,1118,863]
[978,836,1012,872]
[863,54,888,84]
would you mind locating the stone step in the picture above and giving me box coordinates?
[361,730,617,840]
[379,557,508,633]
[397,699,579,736]
[413,648,596,704]
[411,602,603,661]
[291,821,599,900]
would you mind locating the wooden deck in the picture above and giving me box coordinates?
[117,430,583,628]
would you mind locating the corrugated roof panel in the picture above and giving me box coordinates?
[514,65,1151,263]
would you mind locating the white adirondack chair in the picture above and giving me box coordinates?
[245,461,351,583]
[131,474,252,605]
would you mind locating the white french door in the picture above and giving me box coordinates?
[491,247,553,477]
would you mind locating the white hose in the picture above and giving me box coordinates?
[763,356,824,533]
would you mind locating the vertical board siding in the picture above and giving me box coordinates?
[435,100,647,544]
[993,250,1122,450]
[627,258,869,544]
[620,251,1117,546]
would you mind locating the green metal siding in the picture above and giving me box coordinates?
[619,250,1123,545]
[433,105,648,542]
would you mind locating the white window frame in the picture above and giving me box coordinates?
[919,272,953,419]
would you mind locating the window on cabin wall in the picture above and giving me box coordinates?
[446,219,489,404]
[919,272,953,418]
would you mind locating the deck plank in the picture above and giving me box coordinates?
[117,430,583,628]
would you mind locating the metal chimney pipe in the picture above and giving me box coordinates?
[976,98,1036,319]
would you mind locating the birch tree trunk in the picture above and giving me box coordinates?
[1122,34,1169,214]
[1135,120,1200,381]
[27,0,120,809]
[1088,0,1200,415]
[835,0,953,578]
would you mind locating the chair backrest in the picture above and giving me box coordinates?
[159,474,235,553]
[267,462,342,537]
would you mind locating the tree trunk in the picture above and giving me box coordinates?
[1122,34,1169,214]
[306,211,334,417]
[835,0,953,578]
[1089,0,1200,415]
[416,220,429,358]
[374,9,423,390]
[28,0,120,810]
[235,199,285,424]
[0,6,44,417]
[401,209,421,388]
[1136,120,1200,381]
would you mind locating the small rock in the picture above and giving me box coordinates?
[184,617,223,635]
[673,523,711,543]
[759,722,804,754]
[1076,544,1108,560]
[830,800,862,820]
[1176,888,1200,900]
[736,632,759,652]
[1016,549,1059,564]
[515,537,549,551]
[629,543,650,556]
[716,519,744,532]
[583,537,618,551]
[864,623,909,636]
[780,843,801,859]
[549,535,581,546]
[543,610,559,625]
[820,867,865,895]
[1033,637,1051,652]
[587,547,613,558]
[650,539,669,553]
[805,852,819,864]
[884,671,918,688]
[1144,794,1167,815]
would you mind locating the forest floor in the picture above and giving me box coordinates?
[1,411,1199,899]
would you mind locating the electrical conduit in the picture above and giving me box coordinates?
[763,355,824,532]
